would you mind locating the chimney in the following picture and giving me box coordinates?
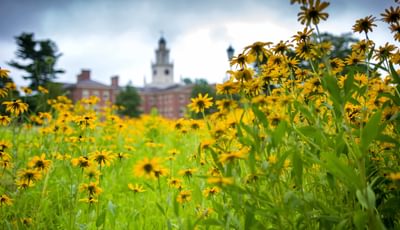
[77,69,91,82]
[111,75,119,88]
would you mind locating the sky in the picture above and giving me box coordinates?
[0,0,397,88]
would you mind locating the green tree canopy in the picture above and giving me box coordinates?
[116,85,141,117]
[8,33,64,91]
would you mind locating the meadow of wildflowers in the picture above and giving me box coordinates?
[1,0,399,229]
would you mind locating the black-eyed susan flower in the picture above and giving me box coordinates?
[202,187,220,198]
[0,194,13,206]
[133,157,161,178]
[352,15,377,35]
[2,99,29,116]
[179,168,197,178]
[207,176,234,186]
[0,88,8,98]
[176,190,192,204]
[244,41,272,63]
[38,86,49,94]
[216,80,239,95]
[71,156,92,169]
[89,150,115,167]
[84,166,101,180]
[79,196,98,204]
[0,115,11,126]
[374,42,396,61]
[128,183,146,193]
[0,68,10,78]
[80,181,103,196]
[188,93,213,113]
[297,0,330,26]
[292,27,314,43]
[381,6,400,24]
[219,149,248,165]
[17,168,42,185]
[27,154,51,172]
[216,99,237,112]
[168,177,183,189]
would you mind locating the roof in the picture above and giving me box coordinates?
[63,79,112,90]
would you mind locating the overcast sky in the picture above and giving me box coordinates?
[0,0,396,88]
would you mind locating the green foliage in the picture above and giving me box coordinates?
[115,85,141,117]
[8,33,64,91]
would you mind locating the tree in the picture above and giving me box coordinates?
[8,33,64,91]
[115,85,141,117]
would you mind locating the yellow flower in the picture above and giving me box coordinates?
[79,196,98,204]
[179,168,197,178]
[219,149,248,165]
[0,115,11,126]
[292,27,314,43]
[0,88,8,98]
[2,99,29,116]
[381,6,400,24]
[188,93,213,113]
[80,181,103,196]
[21,86,32,95]
[297,0,330,26]
[202,187,220,198]
[89,150,115,167]
[216,80,239,95]
[71,156,92,169]
[268,154,278,164]
[0,194,13,206]
[133,157,161,178]
[352,15,377,35]
[27,154,52,172]
[38,86,49,94]
[176,190,192,204]
[168,178,183,189]
[84,166,101,180]
[388,172,400,181]
[244,41,272,63]
[128,183,146,193]
[17,168,42,185]
[0,68,10,78]
[207,177,234,186]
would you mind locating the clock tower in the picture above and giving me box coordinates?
[149,36,174,87]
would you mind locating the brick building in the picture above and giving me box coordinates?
[64,70,119,108]
[137,37,195,119]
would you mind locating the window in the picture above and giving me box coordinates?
[92,90,100,97]
[153,70,157,75]
[164,69,169,75]
[82,90,89,98]
[103,91,110,101]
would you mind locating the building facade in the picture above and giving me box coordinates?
[64,70,119,108]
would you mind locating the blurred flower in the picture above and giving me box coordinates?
[2,100,29,116]
[381,6,400,24]
[297,0,330,26]
[28,154,51,172]
[128,183,146,193]
[0,194,13,206]
[352,15,377,35]
[176,190,192,204]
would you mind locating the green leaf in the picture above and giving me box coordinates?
[271,120,287,148]
[353,210,367,230]
[292,151,303,188]
[156,202,166,216]
[321,152,362,191]
[96,210,106,227]
[361,110,382,153]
